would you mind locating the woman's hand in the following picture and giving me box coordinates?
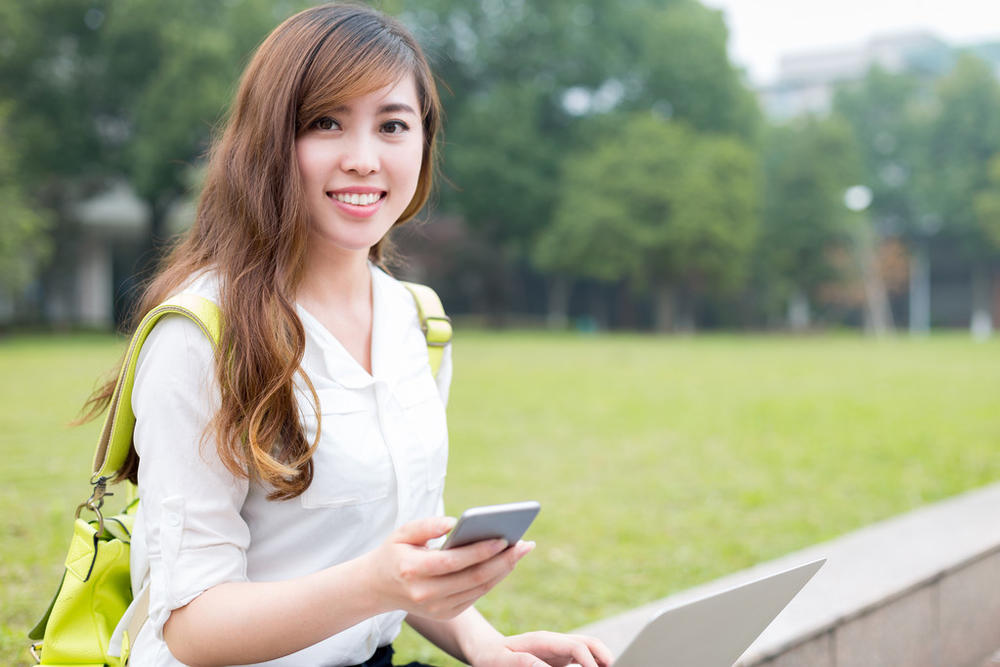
[467,631,615,667]
[363,516,535,620]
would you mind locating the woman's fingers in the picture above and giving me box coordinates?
[375,526,535,619]
[432,540,535,604]
[420,537,511,577]
[502,631,614,667]
[565,639,601,667]
[529,633,599,667]
[574,634,614,667]
[392,516,457,547]
[409,540,536,618]
[448,540,534,589]
[440,559,515,612]
[513,653,552,667]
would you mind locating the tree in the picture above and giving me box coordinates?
[536,112,759,331]
[973,154,1000,333]
[624,0,760,140]
[974,156,1000,249]
[0,105,51,306]
[833,66,933,333]
[0,0,307,321]
[923,54,1000,333]
[402,0,759,320]
[756,116,863,329]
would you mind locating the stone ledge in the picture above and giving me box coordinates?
[575,481,1000,666]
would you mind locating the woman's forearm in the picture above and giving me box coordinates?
[163,555,383,667]
[406,606,505,665]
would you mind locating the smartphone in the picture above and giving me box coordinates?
[440,501,541,550]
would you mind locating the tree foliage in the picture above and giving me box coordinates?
[833,67,928,238]
[0,106,51,297]
[537,112,759,328]
[973,155,1000,252]
[923,54,1000,256]
[403,0,759,316]
[0,0,307,234]
[756,116,862,307]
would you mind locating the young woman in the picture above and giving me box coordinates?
[89,4,612,666]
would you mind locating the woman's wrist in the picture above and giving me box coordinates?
[347,549,396,619]
[452,609,506,665]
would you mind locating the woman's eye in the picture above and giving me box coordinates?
[381,120,409,135]
[314,117,339,131]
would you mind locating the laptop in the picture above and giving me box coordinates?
[609,558,825,667]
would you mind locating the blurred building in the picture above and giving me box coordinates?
[759,31,999,120]
[3,182,193,329]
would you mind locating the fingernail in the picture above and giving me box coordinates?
[519,540,536,555]
[493,538,510,551]
[442,516,457,531]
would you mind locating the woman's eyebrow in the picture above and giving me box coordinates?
[329,102,418,115]
[377,102,418,115]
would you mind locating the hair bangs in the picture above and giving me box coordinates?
[296,14,417,133]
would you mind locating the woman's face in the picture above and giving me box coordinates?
[296,75,424,258]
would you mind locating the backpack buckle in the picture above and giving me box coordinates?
[75,477,113,535]
[422,315,452,347]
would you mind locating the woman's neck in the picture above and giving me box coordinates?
[297,246,372,310]
[296,246,376,374]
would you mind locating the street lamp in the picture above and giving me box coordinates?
[844,185,873,213]
[845,185,893,335]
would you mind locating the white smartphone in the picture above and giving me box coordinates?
[440,501,541,550]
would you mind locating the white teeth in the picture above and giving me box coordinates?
[332,192,380,206]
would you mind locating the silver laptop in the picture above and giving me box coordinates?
[611,558,825,667]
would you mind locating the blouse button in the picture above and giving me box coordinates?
[165,513,181,527]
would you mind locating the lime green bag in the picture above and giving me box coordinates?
[29,294,222,666]
[29,285,451,665]
[28,498,138,667]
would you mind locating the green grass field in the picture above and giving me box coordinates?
[2,331,999,666]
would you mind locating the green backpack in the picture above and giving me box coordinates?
[29,284,451,666]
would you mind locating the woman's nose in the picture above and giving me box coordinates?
[339,134,379,175]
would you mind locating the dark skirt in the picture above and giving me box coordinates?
[349,644,437,667]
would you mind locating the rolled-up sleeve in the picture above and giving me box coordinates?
[434,343,453,408]
[132,315,250,639]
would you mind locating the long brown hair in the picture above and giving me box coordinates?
[82,3,442,500]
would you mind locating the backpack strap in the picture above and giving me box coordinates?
[91,293,222,484]
[400,281,453,377]
[92,283,449,484]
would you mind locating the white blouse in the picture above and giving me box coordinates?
[123,264,452,666]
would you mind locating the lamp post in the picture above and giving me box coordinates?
[845,185,894,336]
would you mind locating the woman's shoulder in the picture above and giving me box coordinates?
[372,264,421,322]
[174,268,222,304]
[139,269,221,367]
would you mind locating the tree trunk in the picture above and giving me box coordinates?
[908,239,931,335]
[970,262,993,340]
[675,287,696,333]
[652,281,676,333]
[993,267,1000,332]
[589,284,609,331]
[137,196,172,284]
[853,223,894,336]
[546,275,571,329]
[787,287,810,331]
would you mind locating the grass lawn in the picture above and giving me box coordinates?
[2,331,999,666]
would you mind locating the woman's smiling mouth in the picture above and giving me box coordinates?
[326,189,387,218]
[329,191,384,206]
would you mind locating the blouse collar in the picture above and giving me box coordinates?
[296,262,408,389]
